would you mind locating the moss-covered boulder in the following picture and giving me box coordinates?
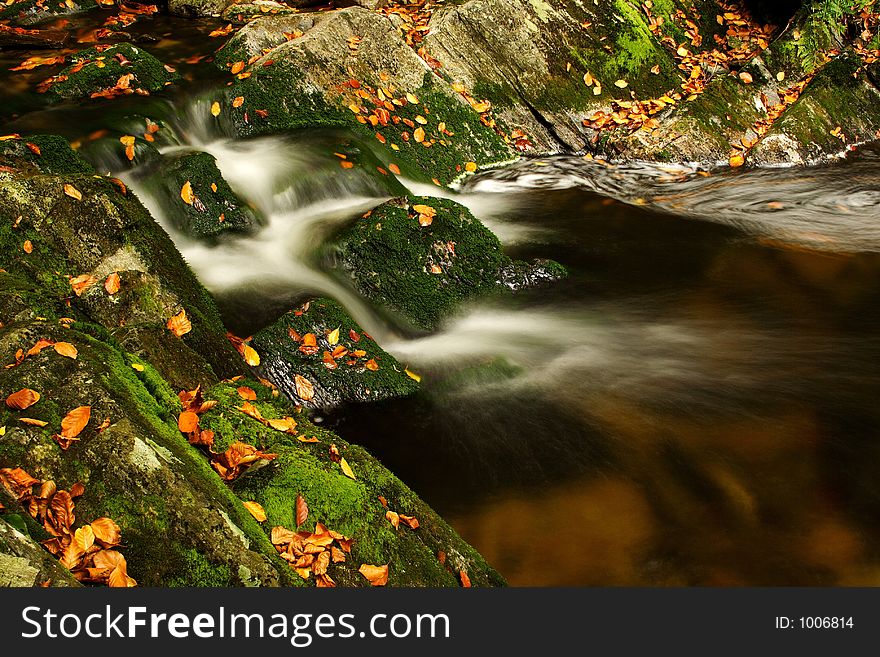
[200,379,504,587]
[168,0,235,17]
[217,7,513,185]
[143,151,263,241]
[0,507,81,587]
[0,148,243,388]
[45,44,179,102]
[0,135,93,177]
[221,0,300,24]
[252,298,419,408]
[334,196,566,331]
[0,0,97,26]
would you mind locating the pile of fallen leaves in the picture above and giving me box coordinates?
[0,467,136,586]
[271,519,353,587]
[175,384,278,481]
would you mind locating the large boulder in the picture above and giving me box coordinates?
[0,0,97,26]
[252,298,419,408]
[333,196,566,331]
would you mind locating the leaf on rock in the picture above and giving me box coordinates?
[61,406,90,439]
[104,272,121,295]
[340,457,356,480]
[294,374,315,401]
[243,501,267,522]
[242,343,260,366]
[69,274,98,296]
[295,493,308,527]
[63,184,82,200]
[358,563,388,586]
[166,309,192,337]
[53,342,77,359]
[180,181,194,205]
[6,388,40,410]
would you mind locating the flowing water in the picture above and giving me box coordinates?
[4,22,880,586]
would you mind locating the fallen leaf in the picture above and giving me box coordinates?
[385,510,400,529]
[400,514,420,529]
[464,161,477,173]
[294,374,314,401]
[340,457,356,480]
[296,493,308,527]
[90,517,121,547]
[131,363,145,372]
[739,71,753,84]
[180,181,194,205]
[166,309,192,337]
[61,406,90,439]
[460,570,472,587]
[729,153,745,168]
[359,563,388,586]
[242,343,260,366]
[104,272,121,295]
[614,79,629,88]
[178,411,199,433]
[23,240,33,254]
[405,369,421,382]
[69,274,97,296]
[53,342,77,359]
[5,388,40,410]
[243,501,267,522]
[20,418,48,427]
[211,101,221,117]
[63,184,82,201]
[236,386,257,401]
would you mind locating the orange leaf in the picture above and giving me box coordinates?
[241,343,260,366]
[386,510,400,529]
[230,61,245,75]
[413,126,425,143]
[180,181,194,205]
[6,388,40,410]
[178,411,199,433]
[166,309,192,337]
[69,274,97,296]
[400,514,419,529]
[63,184,82,201]
[236,386,257,400]
[358,563,389,586]
[464,161,477,173]
[296,493,308,527]
[53,342,78,359]
[61,405,90,439]
[729,153,745,168]
[22,240,33,254]
[90,517,121,547]
[243,500,267,522]
[739,71,753,84]
[104,272,121,295]
[20,418,48,427]
[232,96,244,108]
[460,570,471,587]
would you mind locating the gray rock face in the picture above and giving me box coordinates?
[168,0,236,18]
[0,515,80,587]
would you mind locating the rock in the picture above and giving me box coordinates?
[168,0,236,18]
[0,135,94,176]
[333,196,566,331]
[0,507,80,587]
[220,0,300,24]
[219,7,512,184]
[335,0,388,9]
[200,378,505,587]
[0,24,68,49]
[0,0,97,26]
[142,151,263,241]
[252,298,419,408]
[215,14,319,66]
[44,43,179,102]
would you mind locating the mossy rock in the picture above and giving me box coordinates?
[199,379,505,587]
[252,298,419,408]
[0,135,94,177]
[46,44,179,102]
[333,196,566,331]
[0,317,293,587]
[0,0,97,26]
[143,151,263,241]
[0,161,243,387]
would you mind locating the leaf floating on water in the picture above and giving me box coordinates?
[295,493,308,527]
[358,563,388,586]
[53,342,78,359]
[6,388,40,410]
[166,309,192,337]
[180,181,194,206]
[63,184,82,201]
[243,501,267,522]
[340,457,355,480]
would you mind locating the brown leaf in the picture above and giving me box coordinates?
[359,563,389,586]
[236,386,257,400]
[108,558,136,587]
[294,374,314,401]
[295,493,308,527]
[243,500,267,522]
[69,274,98,296]
[61,406,90,439]
[386,510,400,529]
[460,570,471,587]
[312,550,330,575]
[5,388,40,410]
[166,309,192,337]
[104,272,121,295]
[53,342,78,359]
[399,514,420,530]
[90,517,121,548]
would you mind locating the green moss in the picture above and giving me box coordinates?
[252,298,419,407]
[145,151,262,240]
[47,44,179,101]
[166,548,234,587]
[0,135,94,176]
[0,0,96,23]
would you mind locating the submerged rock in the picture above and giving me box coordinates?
[334,196,566,331]
[45,43,179,102]
[252,298,419,408]
[143,150,263,241]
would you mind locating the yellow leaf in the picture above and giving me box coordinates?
[405,92,419,104]
[340,457,355,480]
[729,153,745,168]
[180,181,194,205]
[327,327,339,345]
[464,161,477,173]
[131,363,145,372]
[242,343,260,366]
[405,368,421,382]
[614,79,628,88]
[358,563,388,586]
[211,101,221,117]
[63,184,82,201]
[243,501,267,522]
[413,126,425,143]
[119,135,135,147]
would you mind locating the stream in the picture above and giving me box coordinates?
[3,14,880,586]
